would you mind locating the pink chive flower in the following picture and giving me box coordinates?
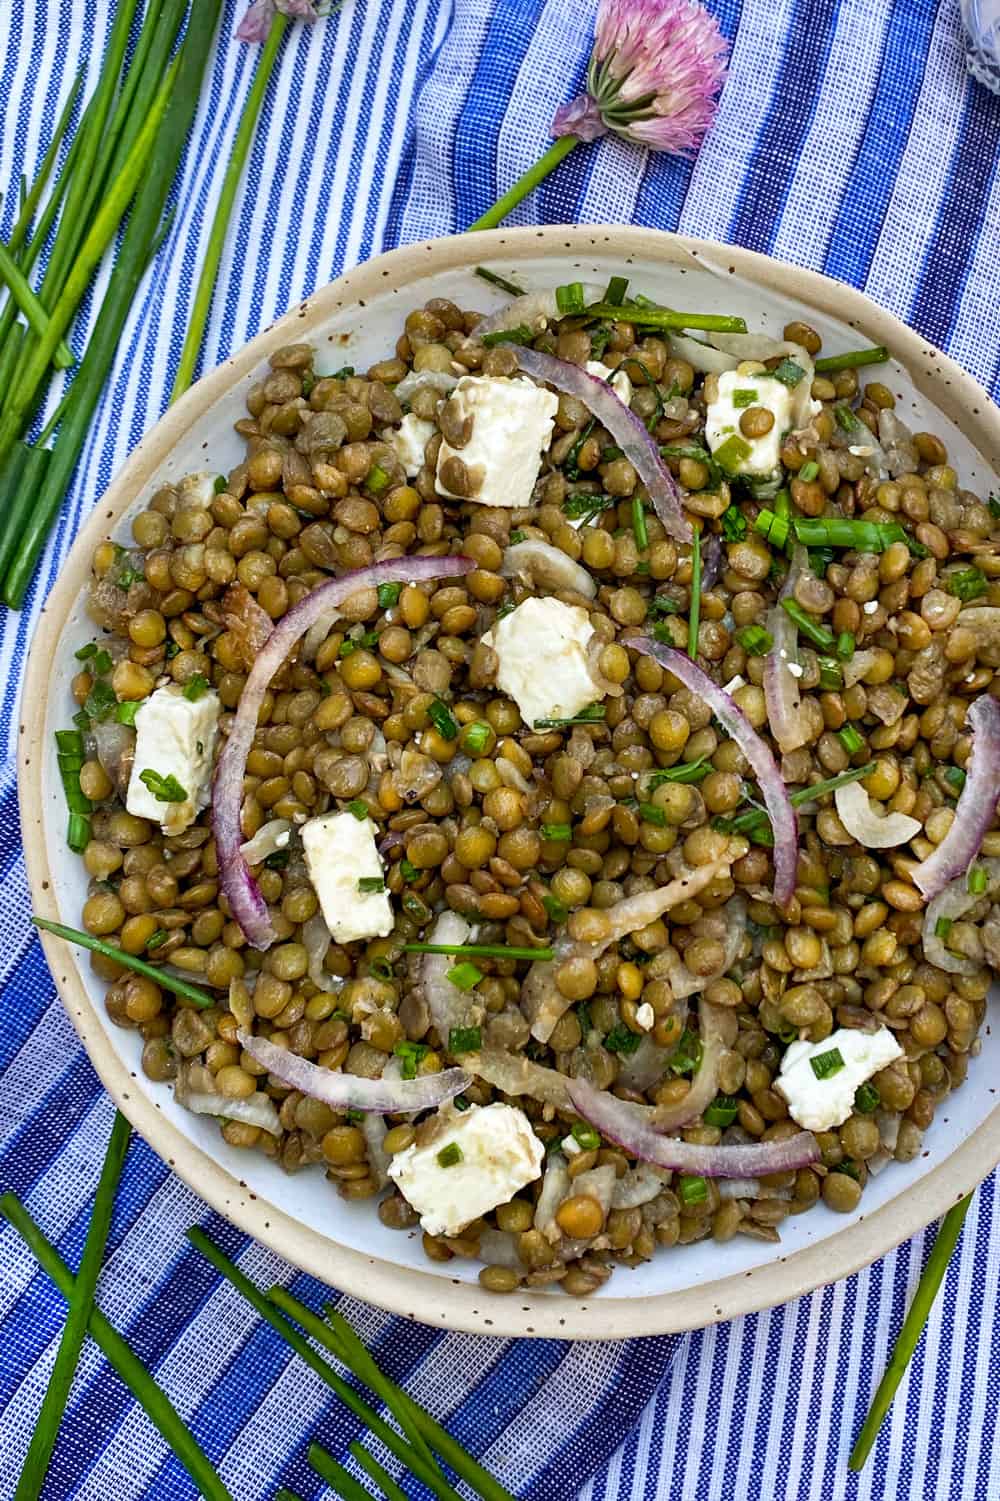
[237,0,318,43]
[470,0,728,230]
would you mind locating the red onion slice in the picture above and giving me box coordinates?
[515,347,691,544]
[567,1076,819,1177]
[912,695,1000,899]
[237,1029,470,1113]
[625,635,799,908]
[213,556,473,948]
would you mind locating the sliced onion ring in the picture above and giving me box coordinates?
[625,636,799,908]
[502,538,596,599]
[834,781,921,850]
[213,556,473,948]
[912,695,1000,899]
[567,1076,819,1177]
[668,330,738,374]
[175,1082,282,1137]
[922,859,1000,975]
[514,347,691,544]
[651,998,737,1132]
[237,1029,469,1112]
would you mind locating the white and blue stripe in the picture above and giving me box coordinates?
[3,0,1000,1496]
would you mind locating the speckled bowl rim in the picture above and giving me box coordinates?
[19,225,998,1341]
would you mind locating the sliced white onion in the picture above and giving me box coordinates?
[662,895,746,1001]
[477,1228,524,1269]
[668,330,738,374]
[834,780,921,850]
[843,649,880,689]
[237,1029,469,1112]
[467,1048,573,1112]
[301,607,342,662]
[239,818,293,865]
[515,347,691,543]
[175,1079,282,1137]
[362,1114,391,1189]
[393,368,459,403]
[501,538,597,599]
[522,855,734,1043]
[921,859,1000,974]
[422,911,482,1044]
[301,912,343,993]
[718,1178,761,1201]
[534,1152,572,1240]
[567,1076,819,1177]
[611,1162,671,1208]
[626,636,799,908]
[877,1110,901,1152]
[913,695,1000,899]
[877,409,918,476]
[495,756,532,793]
[652,998,737,1133]
[616,1034,675,1093]
[92,717,135,802]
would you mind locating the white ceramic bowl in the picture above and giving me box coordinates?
[20,226,1000,1339]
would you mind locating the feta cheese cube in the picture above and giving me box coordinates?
[483,596,601,728]
[775,1026,903,1133]
[125,685,221,836]
[384,412,436,478]
[635,1002,655,1032]
[387,1102,544,1237]
[586,360,633,406]
[301,811,393,944]
[705,371,794,481]
[435,376,558,508]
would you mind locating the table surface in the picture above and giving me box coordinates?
[2,1,1000,1498]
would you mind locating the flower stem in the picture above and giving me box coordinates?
[467,136,579,231]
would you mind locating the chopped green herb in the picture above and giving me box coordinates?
[542,892,568,923]
[83,679,117,722]
[854,1082,880,1114]
[720,504,748,541]
[357,877,385,894]
[116,565,145,589]
[583,303,748,334]
[366,464,390,495]
[601,445,623,462]
[540,822,572,842]
[703,1095,738,1128]
[437,1143,463,1168]
[687,528,702,659]
[346,1108,364,1123]
[138,769,188,804]
[810,1047,845,1080]
[712,433,753,476]
[604,1024,642,1055]
[571,1121,601,1151]
[781,597,835,649]
[402,942,554,962]
[563,420,596,481]
[532,703,606,730]
[183,674,209,702]
[427,699,459,741]
[754,509,790,549]
[647,756,712,787]
[813,345,888,373]
[603,275,629,306]
[946,567,988,602]
[393,1040,429,1080]
[678,1175,708,1205]
[944,766,966,793]
[448,1024,483,1050]
[989,493,1000,520]
[377,582,401,609]
[836,630,856,661]
[817,657,844,692]
[329,365,355,380]
[838,724,864,755]
[632,494,648,552]
[589,323,613,361]
[214,474,228,494]
[563,490,615,521]
[264,849,290,870]
[638,801,667,827]
[735,624,773,656]
[145,930,169,951]
[460,721,492,756]
[474,265,526,297]
[115,701,140,726]
[934,916,952,940]
[660,442,723,488]
[164,640,180,660]
[346,799,369,820]
[66,812,90,852]
[75,642,98,661]
[555,281,586,315]
[651,621,675,644]
[649,593,682,617]
[481,324,533,348]
[798,460,820,483]
[732,388,759,408]
[968,865,988,896]
[667,1028,703,1077]
[771,358,806,388]
[399,859,419,882]
[446,965,482,995]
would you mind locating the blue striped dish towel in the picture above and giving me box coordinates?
[2,1,1000,1498]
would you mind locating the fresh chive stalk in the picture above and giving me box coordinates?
[583,302,748,333]
[0,242,75,367]
[814,345,888,373]
[349,1441,411,1501]
[632,493,648,551]
[32,916,215,1007]
[2,71,83,261]
[780,597,835,649]
[170,15,289,397]
[308,1445,377,1501]
[849,1195,972,1470]
[0,1196,231,1501]
[474,265,526,297]
[0,445,49,599]
[402,942,554,962]
[187,1231,465,1501]
[716,765,870,839]
[13,1112,131,1500]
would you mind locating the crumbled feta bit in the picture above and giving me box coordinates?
[635,1002,655,1032]
[562,1133,582,1156]
[863,600,879,614]
[705,371,794,480]
[775,1026,903,1132]
[435,376,558,508]
[388,1102,544,1237]
[384,413,436,478]
[848,445,874,458]
[586,360,633,406]
[786,661,804,678]
[301,811,393,944]
[483,596,601,727]
[723,674,746,694]
[125,685,221,836]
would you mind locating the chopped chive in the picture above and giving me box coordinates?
[480,323,533,348]
[448,1025,483,1052]
[781,597,835,649]
[555,281,586,315]
[667,1027,703,1076]
[532,703,606,729]
[357,876,385,894]
[562,490,615,521]
[459,720,492,755]
[838,724,864,755]
[798,460,820,483]
[854,1082,881,1114]
[712,433,753,476]
[946,567,988,602]
[399,858,419,882]
[720,503,748,540]
[402,942,554,962]
[541,891,568,923]
[753,508,789,548]
[138,768,188,804]
[814,345,888,373]
[393,1040,429,1080]
[770,358,807,388]
[584,303,748,333]
[934,917,953,940]
[54,729,84,755]
[366,463,391,495]
[32,917,214,1008]
[445,964,482,995]
[603,1024,642,1055]
[437,1142,463,1169]
[92,648,113,676]
[735,624,773,656]
[836,630,856,661]
[604,275,629,305]
[509,529,526,544]
[115,700,140,726]
[632,493,648,551]
[146,930,169,952]
[944,766,966,793]
[817,657,844,692]
[687,528,701,659]
[678,1175,708,1205]
[214,474,228,493]
[647,755,712,787]
[474,265,526,297]
[571,1121,602,1151]
[810,1047,845,1080]
[968,866,988,896]
[182,673,209,702]
[346,799,369,820]
[731,388,758,408]
[703,1095,738,1128]
[2,1199,231,1501]
[66,812,91,854]
[428,699,458,741]
[349,1443,410,1501]
[378,581,402,609]
[75,641,98,661]
[540,822,572,842]
[717,766,871,841]
[638,802,667,827]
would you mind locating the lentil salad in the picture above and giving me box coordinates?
[59,277,1000,1298]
